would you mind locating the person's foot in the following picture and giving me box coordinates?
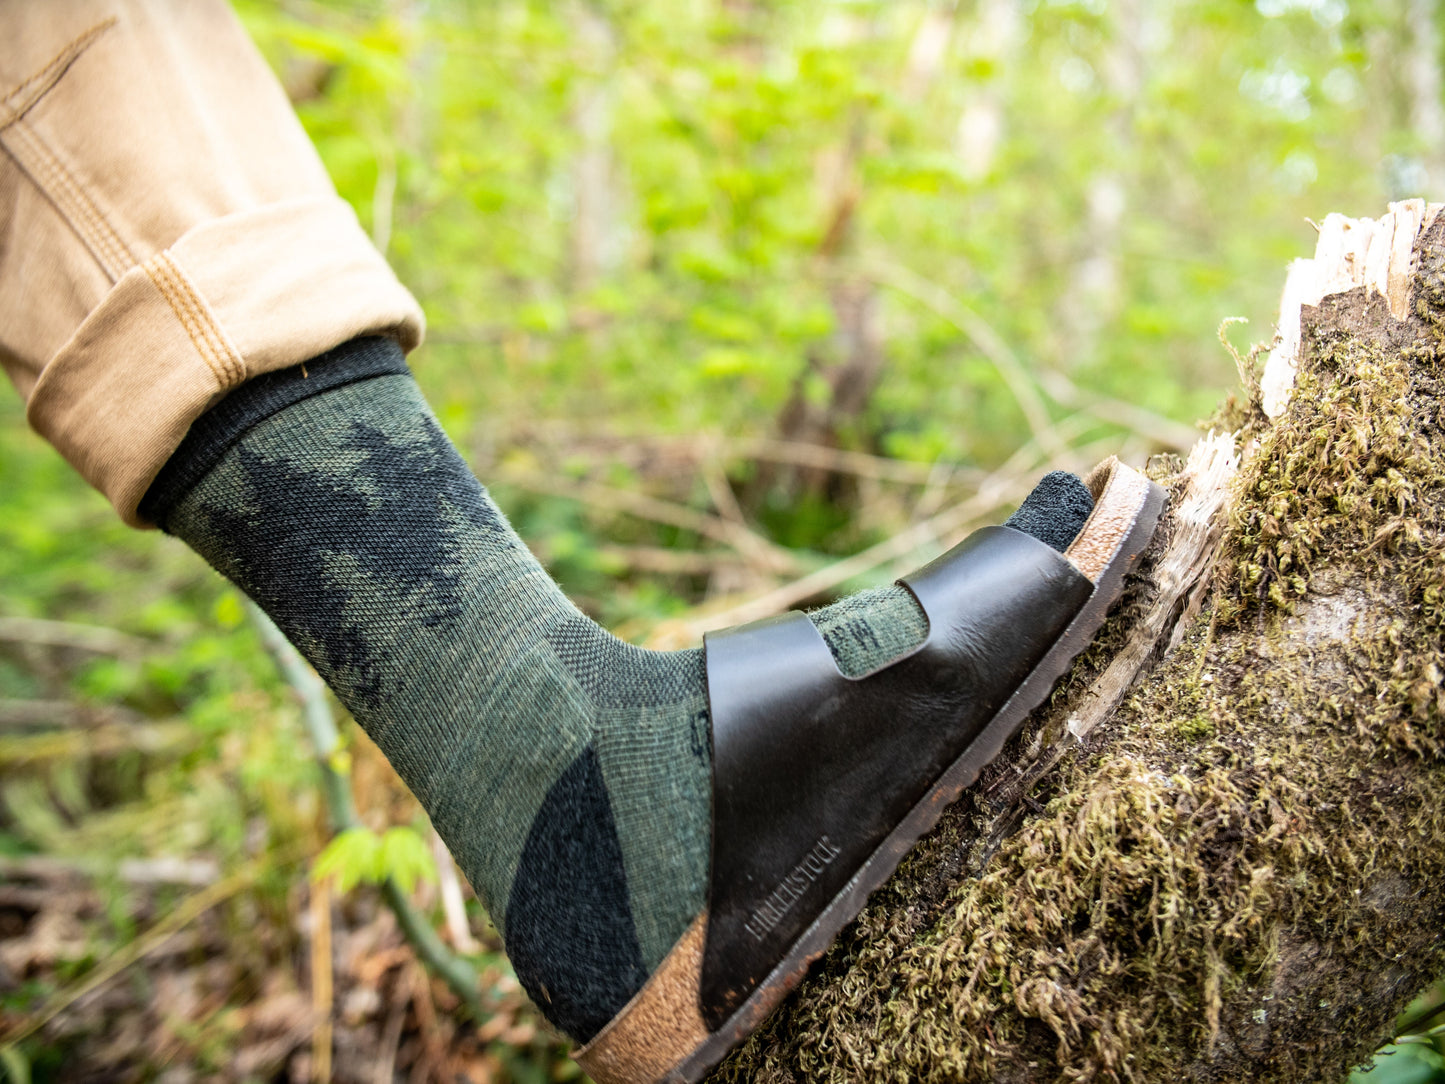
[142,336,1161,1080]
[578,449,1162,1084]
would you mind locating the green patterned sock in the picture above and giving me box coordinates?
[811,586,929,678]
[141,337,1090,1041]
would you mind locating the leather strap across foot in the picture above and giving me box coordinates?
[699,525,1093,1025]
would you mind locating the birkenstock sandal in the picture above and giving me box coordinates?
[575,457,1166,1084]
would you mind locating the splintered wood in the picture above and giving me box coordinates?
[981,431,1239,815]
[1261,198,1444,418]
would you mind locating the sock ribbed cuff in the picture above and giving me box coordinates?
[139,336,411,530]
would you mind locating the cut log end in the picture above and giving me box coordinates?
[1262,198,1444,418]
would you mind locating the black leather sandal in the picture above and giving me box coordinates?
[576,457,1167,1084]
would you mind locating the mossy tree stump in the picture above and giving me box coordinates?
[712,201,1445,1084]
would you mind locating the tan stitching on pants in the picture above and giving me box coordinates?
[2,119,132,281]
[143,252,248,391]
[0,18,117,128]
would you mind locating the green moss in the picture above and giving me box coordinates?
[1172,712,1214,741]
[712,223,1445,1083]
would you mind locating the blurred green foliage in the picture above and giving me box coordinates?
[241,0,1417,433]
[3,0,1445,1079]
[230,0,1445,625]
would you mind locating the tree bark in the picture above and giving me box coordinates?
[710,201,1445,1083]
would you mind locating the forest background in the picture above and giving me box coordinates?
[1,0,1443,1081]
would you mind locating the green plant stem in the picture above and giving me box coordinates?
[247,602,484,1019]
[381,879,484,1017]
[1397,995,1445,1041]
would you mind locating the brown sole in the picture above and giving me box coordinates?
[579,460,1167,1084]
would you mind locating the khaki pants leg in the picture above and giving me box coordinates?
[0,0,424,526]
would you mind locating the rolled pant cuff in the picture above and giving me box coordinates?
[25,194,425,527]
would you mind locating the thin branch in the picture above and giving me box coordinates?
[432,828,480,954]
[497,468,806,577]
[912,455,959,523]
[0,617,146,657]
[310,877,334,1084]
[251,605,352,825]
[374,994,408,1084]
[909,411,1096,525]
[664,419,1124,639]
[864,259,1066,458]
[495,425,979,487]
[596,545,747,576]
[726,436,979,487]
[865,259,1198,454]
[0,699,93,730]
[371,145,397,256]
[0,853,283,1048]
[700,452,748,529]
[1034,367,1199,452]
[673,458,1040,636]
[0,854,220,887]
[0,721,194,765]
[1394,991,1445,1040]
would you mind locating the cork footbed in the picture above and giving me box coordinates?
[1065,457,1153,583]
[575,915,708,1084]
[576,459,1162,1084]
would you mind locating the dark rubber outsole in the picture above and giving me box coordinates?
[665,479,1168,1084]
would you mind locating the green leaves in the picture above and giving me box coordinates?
[311,826,439,896]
